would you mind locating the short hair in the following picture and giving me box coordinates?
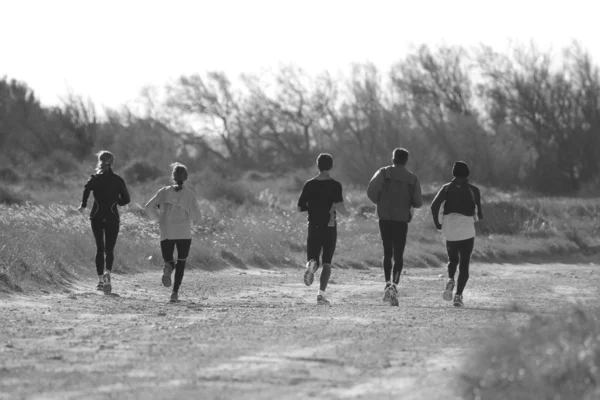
[452,161,470,178]
[317,153,334,171]
[392,148,409,165]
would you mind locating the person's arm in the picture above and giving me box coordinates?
[190,194,202,224]
[117,178,131,206]
[474,187,484,220]
[333,182,350,217]
[412,178,423,209]
[145,188,163,221]
[297,182,309,212]
[366,169,384,204]
[78,175,95,212]
[430,185,447,230]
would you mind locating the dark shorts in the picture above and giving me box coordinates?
[306,225,337,265]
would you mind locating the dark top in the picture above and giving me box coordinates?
[430,177,483,227]
[81,168,130,221]
[297,178,343,227]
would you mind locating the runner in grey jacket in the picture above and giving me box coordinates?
[367,148,423,306]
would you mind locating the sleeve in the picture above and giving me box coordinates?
[334,181,343,203]
[474,187,484,220]
[366,169,384,204]
[144,188,163,221]
[117,178,131,206]
[430,185,448,227]
[297,182,310,211]
[190,194,202,224]
[412,177,423,209]
[80,175,95,208]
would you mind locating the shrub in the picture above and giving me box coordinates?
[37,150,81,175]
[0,185,29,205]
[122,159,163,183]
[477,201,547,236]
[0,167,19,183]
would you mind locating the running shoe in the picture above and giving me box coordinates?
[389,285,399,307]
[303,260,318,286]
[382,284,393,304]
[95,282,104,291]
[102,272,112,295]
[443,279,455,301]
[453,294,464,308]
[162,262,174,287]
[317,294,331,306]
[170,292,178,303]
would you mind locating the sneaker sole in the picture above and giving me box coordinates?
[443,289,454,301]
[453,301,463,307]
[390,297,399,307]
[303,269,315,286]
[162,272,172,287]
[103,283,112,295]
[382,291,391,303]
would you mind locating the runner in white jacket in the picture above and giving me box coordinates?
[145,163,201,303]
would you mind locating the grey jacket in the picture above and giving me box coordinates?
[367,165,423,222]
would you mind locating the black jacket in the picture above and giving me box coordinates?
[81,169,130,221]
[430,178,483,228]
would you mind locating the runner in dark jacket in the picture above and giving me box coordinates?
[78,151,130,294]
[430,161,483,307]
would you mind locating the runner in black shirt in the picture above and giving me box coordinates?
[297,153,349,305]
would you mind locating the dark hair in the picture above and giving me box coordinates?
[171,162,188,192]
[392,148,409,165]
[317,153,333,171]
[452,161,470,178]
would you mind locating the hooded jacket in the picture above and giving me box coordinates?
[81,169,130,221]
[367,165,423,222]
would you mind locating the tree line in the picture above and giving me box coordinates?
[1,42,599,194]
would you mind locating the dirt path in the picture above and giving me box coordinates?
[1,262,599,400]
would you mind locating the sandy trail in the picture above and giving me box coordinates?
[1,262,599,399]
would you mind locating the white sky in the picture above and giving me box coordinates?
[1,0,598,110]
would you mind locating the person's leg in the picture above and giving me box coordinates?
[391,222,408,285]
[378,220,393,285]
[172,239,192,296]
[90,219,105,289]
[91,219,105,278]
[318,227,337,297]
[443,240,460,301]
[455,238,475,296]
[446,241,460,280]
[160,239,176,287]
[103,218,120,273]
[304,225,321,286]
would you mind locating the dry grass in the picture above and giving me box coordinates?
[0,173,599,293]
[461,304,600,400]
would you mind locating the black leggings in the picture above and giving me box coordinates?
[160,239,192,293]
[91,217,120,275]
[378,220,408,285]
[306,225,337,291]
[446,237,475,295]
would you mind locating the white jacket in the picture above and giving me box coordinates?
[145,186,201,240]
